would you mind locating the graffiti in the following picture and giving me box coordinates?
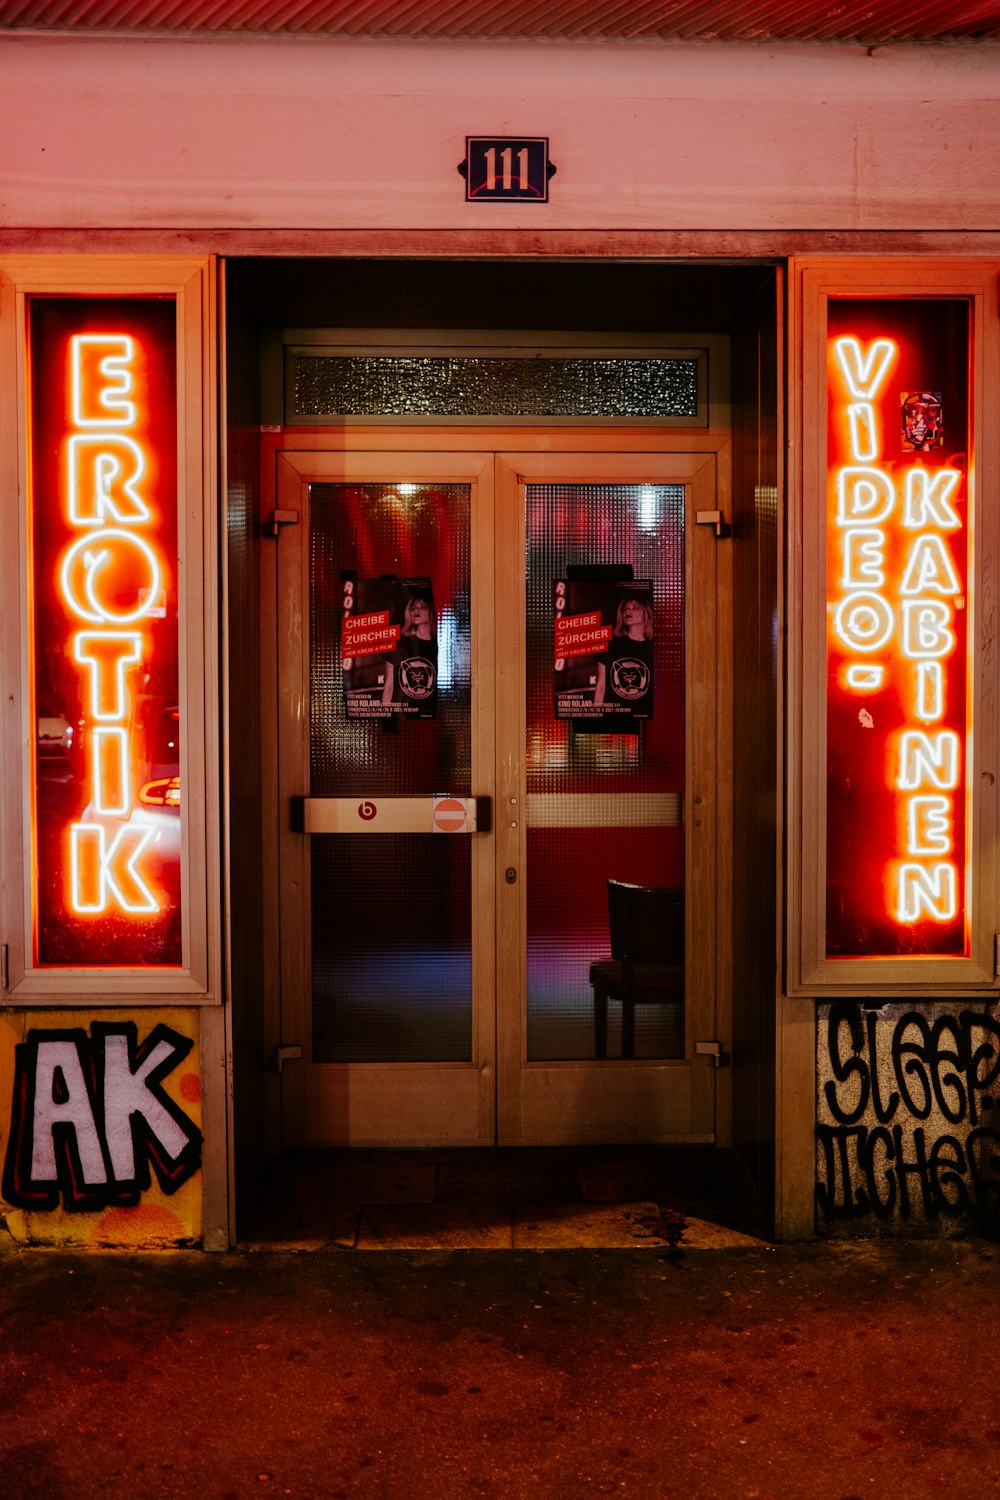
[816,1120,1000,1221]
[2,1021,201,1212]
[817,1001,1000,1228]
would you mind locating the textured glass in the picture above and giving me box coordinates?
[292,356,699,419]
[525,485,685,1061]
[309,482,472,1062]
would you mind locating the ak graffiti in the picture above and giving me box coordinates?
[2,1021,202,1212]
[817,1002,1000,1223]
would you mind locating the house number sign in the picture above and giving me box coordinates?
[460,137,556,201]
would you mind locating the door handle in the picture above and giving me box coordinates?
[291,795,491,834]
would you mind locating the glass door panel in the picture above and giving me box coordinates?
[524,483,685,1061]
[272,442,724,1150]
[308,482,473,1064]
[494,451,721,1146]
[273,450,494,1148]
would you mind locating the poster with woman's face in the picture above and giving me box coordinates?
[553,578,654,722]
[342,576,438,719]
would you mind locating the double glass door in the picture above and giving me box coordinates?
[266,436,728,1147]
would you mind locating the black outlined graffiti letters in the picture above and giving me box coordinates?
[817,1001,1000,1231]
[3,1020,202,1212]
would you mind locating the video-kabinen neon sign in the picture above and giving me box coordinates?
[826,300,971,958]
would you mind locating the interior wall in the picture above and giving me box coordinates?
[731,270,781,1227]
[233,258,767,337]
[223,265,267,1225]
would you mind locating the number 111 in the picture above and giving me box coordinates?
[484,146,528,191]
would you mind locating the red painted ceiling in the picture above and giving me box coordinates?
[3,1,1000,44]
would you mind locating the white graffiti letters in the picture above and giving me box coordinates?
[101,1031,193,1181]
[28,1039,107,1185]
[2,1023,201,1211]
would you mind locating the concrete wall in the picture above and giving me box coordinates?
[0,1008,203,1248]
[817,1001,1000,1237]
[2,35,999,233]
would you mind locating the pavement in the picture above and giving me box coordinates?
[3,1149,1000,1499]
[238,1147,768,1252]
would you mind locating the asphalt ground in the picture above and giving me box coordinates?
[2,1237,998,1500]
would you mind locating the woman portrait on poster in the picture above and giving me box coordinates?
[402,592,435,642]
[615,595,654,644]
[388,590,438,711]
[599,594,654,710]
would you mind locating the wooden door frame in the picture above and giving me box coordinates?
[494,448,731,1145]
[259,425,733,1149]
[266,447,496,1148]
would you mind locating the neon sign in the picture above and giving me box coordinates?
[29,299,181,967]
[826,300,971,958]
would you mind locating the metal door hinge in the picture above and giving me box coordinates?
[695,1040,730,1068]
[265,508,299,539]
[0,944,7,991]
[995,933,1000,977]
[268,1044,303,1073]
[695,509,730,539]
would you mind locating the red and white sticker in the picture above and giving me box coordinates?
[432,796,468,833]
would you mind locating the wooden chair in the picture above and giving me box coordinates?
[589,880,684,1058]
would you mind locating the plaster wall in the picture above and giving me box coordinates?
[816,1000,1000,1237]
[0,1008,203,1249]
[1,36,999,233]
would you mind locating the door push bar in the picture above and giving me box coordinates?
[292,795,492,835]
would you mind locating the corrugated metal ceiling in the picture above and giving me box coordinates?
[3,2,1000,44]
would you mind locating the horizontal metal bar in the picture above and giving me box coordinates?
[294,795,489,834]
[525,793,681,828]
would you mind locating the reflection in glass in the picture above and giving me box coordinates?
[308,483,473,1062]
[525,485,685,1060]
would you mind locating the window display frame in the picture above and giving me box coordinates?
[0,255,220,1004]
[788,259,1000,996]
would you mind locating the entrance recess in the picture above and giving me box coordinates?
[264,434,730,1148]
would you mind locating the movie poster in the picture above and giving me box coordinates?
[342,576,437,720]
[554,578,654,722]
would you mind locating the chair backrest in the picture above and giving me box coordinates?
[607,880,683,967]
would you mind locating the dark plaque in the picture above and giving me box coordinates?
[460,137,555,202]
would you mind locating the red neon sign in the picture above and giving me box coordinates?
[826,300,971,958]
[29,299,182,967]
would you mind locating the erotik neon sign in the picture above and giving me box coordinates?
[62,334,165,916]
[827,323,970,957]
[30,301,181,968]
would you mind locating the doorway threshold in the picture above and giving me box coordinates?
[238,1146,765,1252]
